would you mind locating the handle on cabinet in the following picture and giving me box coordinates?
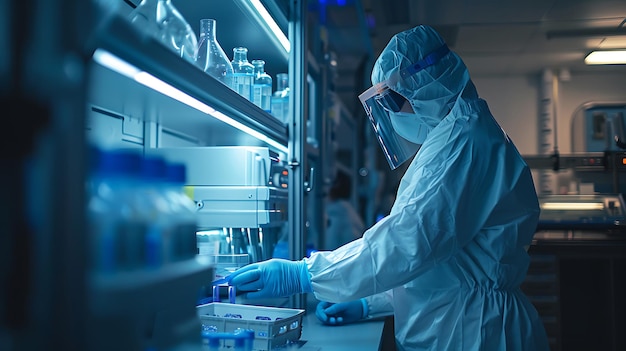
[287,160,314,192]
[304,167,315,193]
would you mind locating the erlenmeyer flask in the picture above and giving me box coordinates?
[196,18,234,86]
[129,0,198,64]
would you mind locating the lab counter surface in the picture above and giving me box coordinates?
[297,296,388,351]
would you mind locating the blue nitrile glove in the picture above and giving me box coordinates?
[315,299,368,326]
[227,259,313,299]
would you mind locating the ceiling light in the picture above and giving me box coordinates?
[584,50,626,65]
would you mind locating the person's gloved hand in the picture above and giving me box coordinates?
[315,299,367,326]
[227,259,312,299]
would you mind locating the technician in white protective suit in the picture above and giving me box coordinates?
[227,25,550,350]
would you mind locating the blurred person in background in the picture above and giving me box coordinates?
[323,170,365,250]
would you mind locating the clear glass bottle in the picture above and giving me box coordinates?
[128,0,198,64]
[230,47,255,101]
[252,60,272,113]
[271,73,290,123]
[196,18,234,87]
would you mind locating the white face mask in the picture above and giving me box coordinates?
[389,111,440,145]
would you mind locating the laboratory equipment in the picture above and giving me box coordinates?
[196,18,234,87]
[128,0,198,64]
[197,302,304,351]
[252,59,272,113]
[147,146,288,229]
[536,193,626,233]
[556,103,626,197]
[571,103,626,153]
[524,151,626,198]
[271,73,290,123]
[231,47,255,101]
[146,146,289,263]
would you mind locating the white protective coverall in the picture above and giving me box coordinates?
[304,25,549,350]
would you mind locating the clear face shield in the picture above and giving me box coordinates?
[359,82,420,170]
[358,44,450,170]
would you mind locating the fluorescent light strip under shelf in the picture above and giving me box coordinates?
[92,49,288,153]
[249,0,290,53]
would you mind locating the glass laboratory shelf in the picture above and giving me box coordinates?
[87,12,288,150]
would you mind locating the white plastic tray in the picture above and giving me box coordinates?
[197,302,305,350]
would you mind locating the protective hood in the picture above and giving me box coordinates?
[371,25,476,144]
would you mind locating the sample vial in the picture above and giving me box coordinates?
[212,285,221,302]
[228,286,236,304]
